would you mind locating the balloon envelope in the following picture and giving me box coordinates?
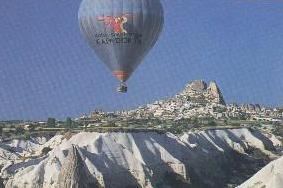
[78,0,164,82]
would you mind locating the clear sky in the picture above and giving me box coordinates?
[0,0,283,120]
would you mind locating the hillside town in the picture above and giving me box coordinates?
[0,80,282,136]
[76,80,282,128]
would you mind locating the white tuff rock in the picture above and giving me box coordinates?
[2,128,281,188]
[238,156,283,188]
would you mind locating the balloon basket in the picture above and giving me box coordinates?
[117,83,128,93]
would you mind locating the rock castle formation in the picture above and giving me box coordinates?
[179,80,226,105]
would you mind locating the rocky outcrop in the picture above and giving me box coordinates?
[238,156,283,188]
[0,135,62,170]
[83,80,282,121]
[240,104,262,112]
[57,145,99,188]
[180,80,226,105]
[2,128,281,188]
[207,81,226,105]
[186,80,207,92]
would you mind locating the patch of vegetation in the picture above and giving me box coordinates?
[47,118,56,128]
[272,124,283,137]
[24,131,30,140]
[15,127,25,135]
[207,120,217,127]
[41,147,52,156]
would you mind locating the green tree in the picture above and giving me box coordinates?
[192,117,199,125]
[224,119,228,125]
[24,132,30,140]
[65,117,73,129]
[47,118,56,127]
[208,120,217,127]
[15,127,25,135]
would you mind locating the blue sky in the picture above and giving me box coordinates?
[0,0,283,120]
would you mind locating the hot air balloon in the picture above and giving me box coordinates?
[78,0,164,93]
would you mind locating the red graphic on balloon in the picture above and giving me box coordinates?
[97,15,129,34]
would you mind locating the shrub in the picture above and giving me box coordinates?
[208,120,217,127]
[65,117,73,128]
[15,127,25,135]
[47,118,56,127]
[24,132,30,140]
[41,147,52,155]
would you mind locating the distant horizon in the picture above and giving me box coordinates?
[0,1,283,120]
